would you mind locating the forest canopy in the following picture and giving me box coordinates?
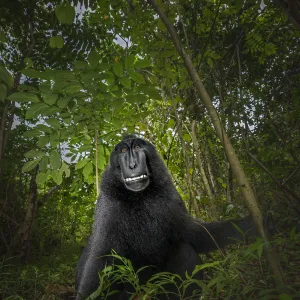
[0,0,300,299]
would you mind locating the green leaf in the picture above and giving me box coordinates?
[265,43,276,56]
[24,150,45,159]
[78,144,93,152]
[60,162,70,177]
[98,63,111,71]
[192,261,221,275]
[49,131,60,148]
[0,83,7,101]
[83,162,93,180]
[46,118,61,129]
[182,133,190,142]
[142,86,161,99]
[49,151,61,170]
[98,145,106,170]
[39,81,52,93]
[42,93,57,105]
[75,158,90,170]
[52,170,63,185]
[134,59,151,68]
[7,92,39,103]
[88,51,101,66]
[22,158,41,173]
[22,69,51,80]
[235,0,245,10]
[0,65,14,89]
[25,102,50,119]
[207,58,214,68]
[57,97,70,108]
[64,83,82,94]
[36,172,48,185]
[0,31,6,43]
[36,124,52,133]
[112,62,124,77]
[55,3,75,25]
[128,71,145,84]
[161,50,174,58]
[73,60,86,70]
[50,36,64,49]
[119,77,131,89]
[102,71,115,84]
[24,57,33,68]
[39,156,48,171]
[24,129,40,138]
[90,13,102,23]
[43,106,61,116]
[125,55,135,70]
[55,70,75,80]
[38,136,49,147]
[278,294,293,300]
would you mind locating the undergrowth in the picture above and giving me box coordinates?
[1,229,299,300]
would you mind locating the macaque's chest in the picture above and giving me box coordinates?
[110,201,180,265]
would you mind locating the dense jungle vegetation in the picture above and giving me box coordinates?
[0,0,300,299]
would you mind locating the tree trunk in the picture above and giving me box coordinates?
[178,126,201,218]
[10,168,38,261]
[277,0,300,30]
[226,163,234,203]
[204,143,218,195]
[191,120,218,220]
[148,0,284,285]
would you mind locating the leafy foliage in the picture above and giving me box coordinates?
[0,0,299,298]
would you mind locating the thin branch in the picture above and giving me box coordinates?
[247,151,300,207]
[197,0,222,71]
[282,165,300,185]
[38,186,61,206]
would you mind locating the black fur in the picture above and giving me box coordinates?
[75,136,255,299]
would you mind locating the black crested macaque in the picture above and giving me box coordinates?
[76,135,256,299]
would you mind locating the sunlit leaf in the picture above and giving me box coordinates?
[75,158,90,170]
[39,156,49,171]
[38,136,50,147]
[36,172,48,185]
[49,151,61,170]
[24,150,45,159]
[83,162,93,180]
[50,36,64,49]
[134,59,151,68]
[55,3,75,25]
[52,170,63,185]
[22,158,41,173]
